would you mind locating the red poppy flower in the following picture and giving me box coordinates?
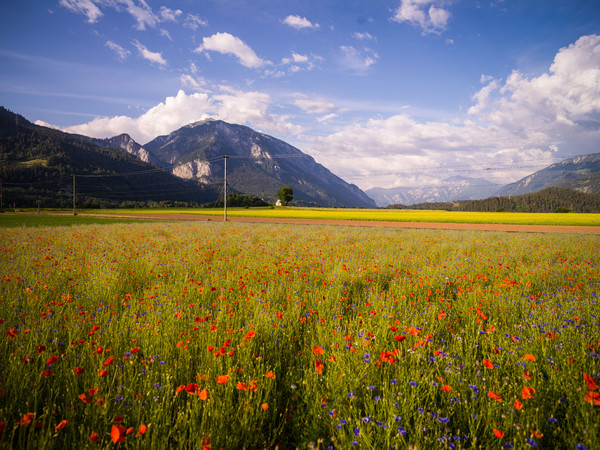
[36,345,46,354]
[198,388,209,400]
[185,383,199,394]
[312,346,324,355]
[483,359,494,369]
[98,369,109,377]
[440,384,452,393]
[521,386,536,399]
[216,375,230,384]
[73,366,84,375]
[237,382,248,391]
[46,355,58,366]
[55,420,68,431]
[175,385,185,394]
[89,432,99,442]
[135,424,147,437]
[16,413,34,426]
[493,429,504,438]
[265,371,276,379]
[111,425,126,443]
[393,335,406,342]
[487,391,502,401]
[79,393,91,404]
[244,330,256,341]
[315,359,324,374]
[584,391,600,405]
[41,369,52,378]
[514,399,523,410]
[524,354,536,362]
[584,372,599,391]
[261,403,268,410]
[103,356,114,367]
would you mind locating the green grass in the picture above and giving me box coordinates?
[0,213,152,228]
[1,221,599,449]
[89,207,600,226]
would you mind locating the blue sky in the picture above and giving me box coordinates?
[1,1,599,190]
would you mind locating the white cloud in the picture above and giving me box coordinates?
[59,0,103,23]
[184,13,207,30]
[195,32,269,69]
[282,15,319,30]
[158,6,182,22]
[281,52,321,73]
[468,34,600,135]
[353,32,375,41]
[117,0,158,30]
[293,96,336,114]
[300,34,600,189]
[132,40,167,66]
[180,74,207,91]
[61,0,178,30]
[105,40,130,61]
[62,88,303,143]
[392,0,450,34]
[338,46,378,73]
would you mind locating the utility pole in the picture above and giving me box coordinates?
[223,155,229,221]
[73,174,77,216]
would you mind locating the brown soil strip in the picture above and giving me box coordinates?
[97,212,600,234]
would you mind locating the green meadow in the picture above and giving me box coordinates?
[0,221,599,449]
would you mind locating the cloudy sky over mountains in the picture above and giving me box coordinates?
[1,1,599,190]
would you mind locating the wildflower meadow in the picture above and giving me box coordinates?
[0,221,599,449]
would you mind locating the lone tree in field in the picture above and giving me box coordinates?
[277,186,293,205]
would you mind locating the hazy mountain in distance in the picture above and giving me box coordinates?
[494,153,600,197]
[365,176,498,207]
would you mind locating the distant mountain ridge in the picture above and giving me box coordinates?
[142,119,376,208]
[494,153,600,197]
[366,176,499,207]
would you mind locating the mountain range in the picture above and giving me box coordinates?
[0,107,374,208]
[2,105,600,210]
[367,154,600,206]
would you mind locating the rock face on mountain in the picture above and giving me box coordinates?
[143,119,376,208]
[89,134,162,166]
[366,176,498,207]
[494,153,600,197]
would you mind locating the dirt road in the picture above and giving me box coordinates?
[104,212,600,234]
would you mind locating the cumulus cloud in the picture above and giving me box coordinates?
[300,34,600,189]
[392,0,451,34]
[59,0,103,23]
[282,15,319,30]
[469,34,600,136]
[105,40,130,61]
[132,40,167,66]
[195,32,269,69]
[62,88,302,143]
